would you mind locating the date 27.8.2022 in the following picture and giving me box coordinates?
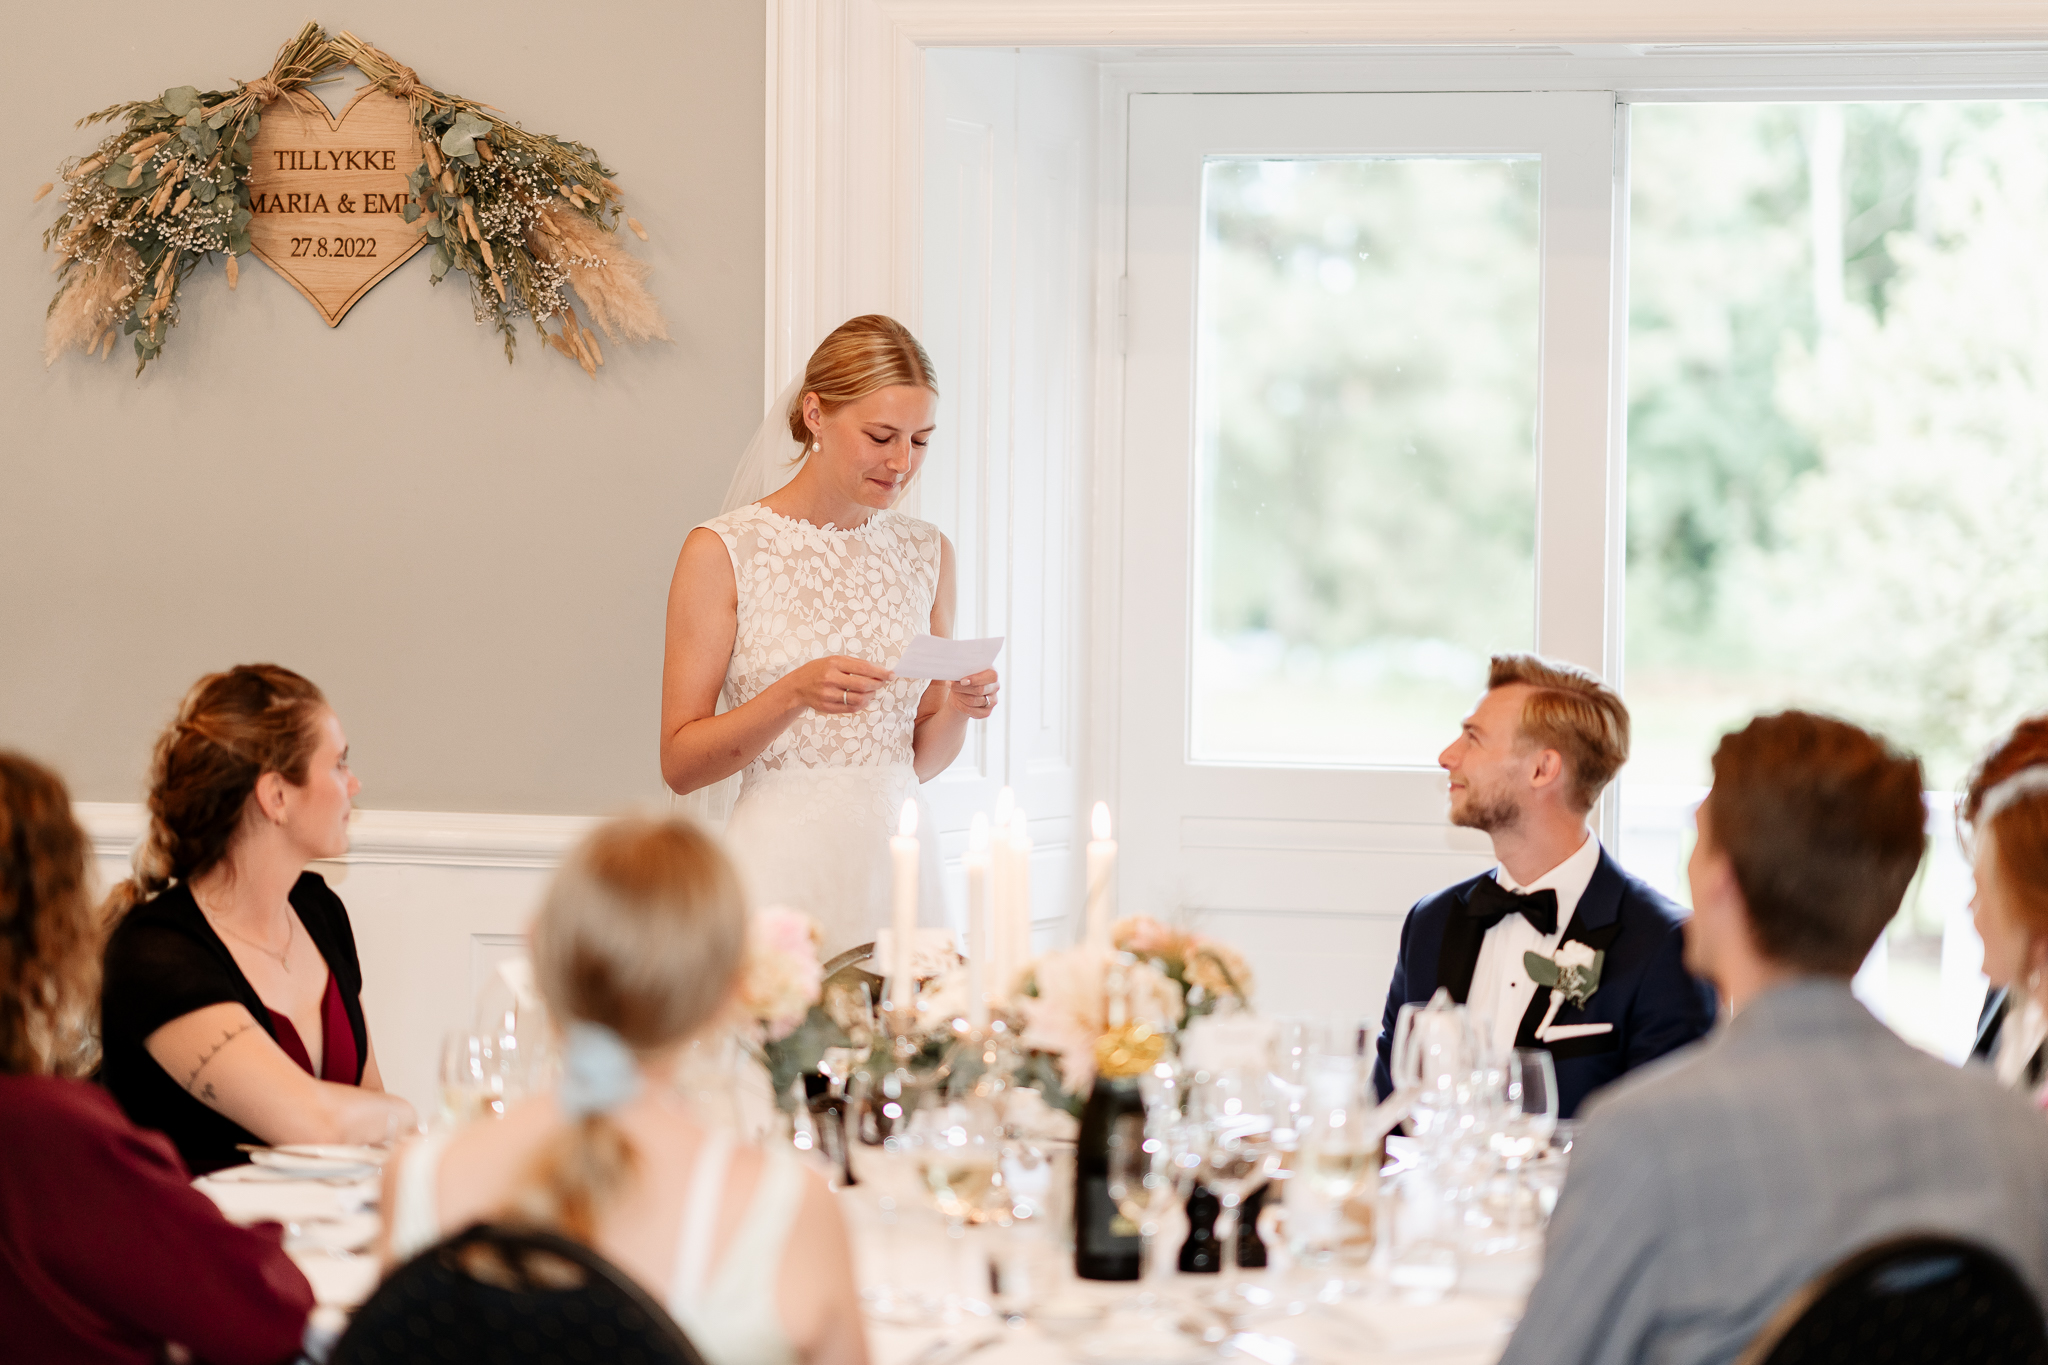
[289,238,377,259]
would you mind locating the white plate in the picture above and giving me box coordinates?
[248,1145,384,1176]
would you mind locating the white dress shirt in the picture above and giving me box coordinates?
[1468,832,1603,1057]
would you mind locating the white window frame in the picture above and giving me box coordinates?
[766,0,2048,862]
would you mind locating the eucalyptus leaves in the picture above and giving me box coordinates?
[38,23,664,376]
[1524,941,1605,1010]
[40,23,326,372]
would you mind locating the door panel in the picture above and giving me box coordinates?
[1118,92,1617,1012]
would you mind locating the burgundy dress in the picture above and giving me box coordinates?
[0,1074,313,1364]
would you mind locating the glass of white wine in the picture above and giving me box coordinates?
[439,1031,505,1126]
[1290,1057,1383,1290]
[908,1101,1005,1321]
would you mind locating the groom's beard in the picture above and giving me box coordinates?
[1452,785,1523,837]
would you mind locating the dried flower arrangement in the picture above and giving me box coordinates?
[37,23,664,376]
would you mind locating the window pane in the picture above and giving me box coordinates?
[1624,101,2048,1056]
[1192,157,1540,765]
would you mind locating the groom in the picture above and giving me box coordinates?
[1371,654,1716,1118]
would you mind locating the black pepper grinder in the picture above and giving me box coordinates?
[1177,1180,1270,1272]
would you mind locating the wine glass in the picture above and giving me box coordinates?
[439,1031,518,1125]
[906,1100,1004,1321]
[1107,1109,1197,1311]
[1486,1048,1558,1250]
[1287,1057,1382,1291]
[1189,1072,1280,1310]
[1391,996,1479,1148]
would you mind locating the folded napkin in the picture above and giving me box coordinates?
[195,1174,374,1226]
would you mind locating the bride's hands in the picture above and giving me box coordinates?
[945,669,1000,719]
[785,655,896,715]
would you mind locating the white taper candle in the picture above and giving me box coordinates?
[890,799,919,1014]
[1085,801,1116,952]
[1008,808,1033,977]
[966,813,991,1029]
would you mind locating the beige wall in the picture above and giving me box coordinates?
[1,1,763,814]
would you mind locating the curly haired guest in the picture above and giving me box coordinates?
[100,665,414,1174]
[0,751,315,1364]
[1960,715,2048,1063]
[1973,771,2048,1104]
[379,817,869,1365]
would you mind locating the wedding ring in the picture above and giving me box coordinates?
[841,689,849,707]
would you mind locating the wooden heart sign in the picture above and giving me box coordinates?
[245,87,428,325]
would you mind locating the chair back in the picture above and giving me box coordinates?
[333,1221,708,1365]
[1739,1233,2048,1365]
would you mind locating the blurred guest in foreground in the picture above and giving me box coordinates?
[1972,770,2048,1104]
[378,816,867,1365]
[1961,715,2048,1062]
[1500,711,2048,1365]
[0,751,314,1364]
[100,665,414,1174]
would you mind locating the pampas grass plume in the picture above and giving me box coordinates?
[528,200,668,345]
[44,243,140,366]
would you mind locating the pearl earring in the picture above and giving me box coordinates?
[811,441,820,453]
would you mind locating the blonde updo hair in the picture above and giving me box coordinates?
[513,817,750,1241]
[786,313,938,445]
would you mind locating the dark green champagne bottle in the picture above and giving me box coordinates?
[1074,1074,1146,1280]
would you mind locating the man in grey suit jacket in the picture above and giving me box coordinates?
[1500,711,2048,1365]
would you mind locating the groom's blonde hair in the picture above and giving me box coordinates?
[1488,653,1630,814]
[787,314,938,444]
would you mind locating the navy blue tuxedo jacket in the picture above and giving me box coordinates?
[1371,848,1718,1119]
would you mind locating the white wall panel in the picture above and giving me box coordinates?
[923,50,1097,949]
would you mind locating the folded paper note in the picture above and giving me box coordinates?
[891,635,1004,680]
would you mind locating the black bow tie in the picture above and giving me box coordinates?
[1465,878,1559,937]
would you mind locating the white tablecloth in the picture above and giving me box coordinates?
[191,1138,1532,1365]
[840,1144,1529,1365]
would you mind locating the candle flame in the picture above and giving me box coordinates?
[994,785,1016,824]
[969,810,990,851]
[899,799,918,838]
[1092,801,1112,840]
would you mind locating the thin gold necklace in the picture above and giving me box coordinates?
[197,892,294,972]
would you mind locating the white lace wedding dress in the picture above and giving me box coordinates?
[697,500,950,954]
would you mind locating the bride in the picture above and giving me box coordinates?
[660,315,999,953]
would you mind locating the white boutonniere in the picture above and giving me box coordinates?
[1523,942,1610,1043]
[1525,942,1604,1008]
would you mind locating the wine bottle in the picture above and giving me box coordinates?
[1074,1074,1145,1280]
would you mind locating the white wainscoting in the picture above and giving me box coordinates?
[78,803,594,1119]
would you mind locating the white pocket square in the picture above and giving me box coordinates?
[1537,1022,1614,1042]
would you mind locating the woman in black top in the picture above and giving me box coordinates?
[100,665,414,1173]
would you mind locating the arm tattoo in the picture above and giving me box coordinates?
[184,1021,255,1092]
